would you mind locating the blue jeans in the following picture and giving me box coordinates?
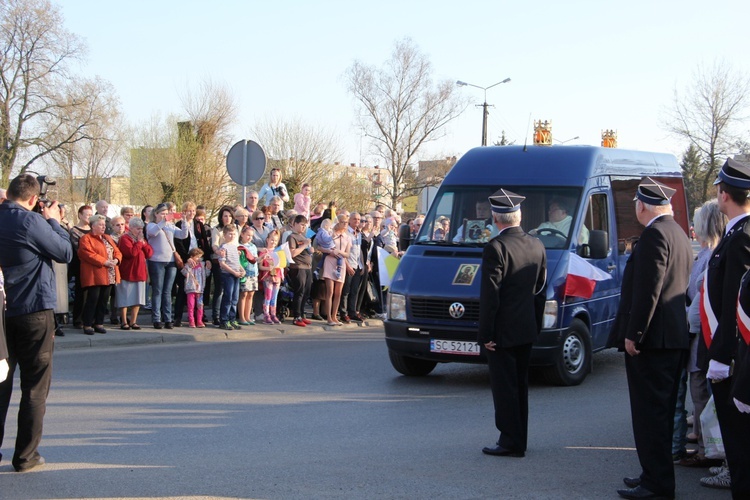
[220,270,240,322]
[672,368,688,455]
[148,261,177,324]
[211,266,223,321]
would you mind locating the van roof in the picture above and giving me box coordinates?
[444,145,682,186]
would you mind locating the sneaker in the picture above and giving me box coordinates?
[311,314,324,321]
[302,317,312,325]
[375,313,387,320]
[164,322,174,329]
[153,322,163,329]
[709,464,728,476]
[701,469,731,489]
[14,455,45,472]
[221,322,233,331]
[341,315,351,324]
[231,321,241,330]
[189,321,196,328]
[263,316,274,325]
[213,318,221,326]
[272,315,281,324]
[196,321,205,328]
[293,318,307,327]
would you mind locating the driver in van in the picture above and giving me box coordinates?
[453,200,499,242]
[530,198,589,244]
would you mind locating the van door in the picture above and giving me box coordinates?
[578,190,620,349]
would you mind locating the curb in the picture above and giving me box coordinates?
[54,318,383,350]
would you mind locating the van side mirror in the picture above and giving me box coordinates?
[398,223,411,252]
[587,230,609,259]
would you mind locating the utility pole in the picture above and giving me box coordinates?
[456,78,511,146]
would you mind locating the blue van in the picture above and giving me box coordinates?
[384,145,689,385]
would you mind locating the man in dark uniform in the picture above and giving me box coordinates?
[700,158,750,497]
[608,178,693,500]
[478,189,547,458]
[0,174,72,472]
[731,270,750,498]
[0,271,7,384]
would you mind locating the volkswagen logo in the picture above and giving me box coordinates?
[449,302,465,319]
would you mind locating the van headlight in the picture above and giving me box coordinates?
[389,294,407,321]
[542,300,558,329]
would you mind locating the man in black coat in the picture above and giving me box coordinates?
[0,282,7,384]
[608,178,693,500]
[478,189,547,458]
[700,158,750,497]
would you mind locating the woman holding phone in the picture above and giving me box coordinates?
[146,203,188,329]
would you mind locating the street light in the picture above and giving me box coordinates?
[554,135,580,145]
[456,78,511,146]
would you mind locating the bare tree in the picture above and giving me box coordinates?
[250,117,342,196]
[664,60,750,203]
[0,0,114,185]
[345,38,465,210]
[45,78,124,204]
[128,79,239,216]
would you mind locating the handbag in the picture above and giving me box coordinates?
[700,395,725,459]
[366,279,379,303]
[165,231,184,270]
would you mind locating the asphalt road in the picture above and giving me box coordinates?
[0,327,726,499]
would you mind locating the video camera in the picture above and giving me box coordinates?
[32,175,63,213]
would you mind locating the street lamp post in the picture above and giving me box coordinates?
[554,135,580,145]
[456,78,511,146]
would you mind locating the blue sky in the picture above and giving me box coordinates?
[60,0,750,165]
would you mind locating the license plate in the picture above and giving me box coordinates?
[430,339,481,356]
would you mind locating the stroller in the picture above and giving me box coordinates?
[275,275,294,322]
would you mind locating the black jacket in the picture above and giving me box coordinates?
[478,226,547,347]
[607,215,693,350]
[174,219,212,263]
[701,215,750,367]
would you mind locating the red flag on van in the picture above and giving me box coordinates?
[564,253,612,299]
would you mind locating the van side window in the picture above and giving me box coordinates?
[611,178,642,253]
[581,193,609,254]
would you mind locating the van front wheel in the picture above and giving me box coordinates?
[540,319,591,386]
[388,350,437,376]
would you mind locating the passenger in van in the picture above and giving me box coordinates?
[530,198,589,244]
[452,200,499,242]
[433,217,450,240]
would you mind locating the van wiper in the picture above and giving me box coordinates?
[418,240,457,246]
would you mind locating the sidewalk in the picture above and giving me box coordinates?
[55,314,384,350]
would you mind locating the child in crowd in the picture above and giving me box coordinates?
[238,225,258,325]
[258,230,283,324]
[182,248,206,328]
[218,225,244,331]
[287,215,313,327]
[315,218,342,279]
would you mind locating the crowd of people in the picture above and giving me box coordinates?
[24,168,413,336]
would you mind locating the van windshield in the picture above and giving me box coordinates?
[416,186,585,249]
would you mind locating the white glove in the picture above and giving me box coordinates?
[0,359,8,383]
[707,359,731,381]
[734,398,750,413]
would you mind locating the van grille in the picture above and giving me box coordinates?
[409,298,480,322]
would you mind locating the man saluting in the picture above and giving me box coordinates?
[478,189,546,458]
[608,178,693,500]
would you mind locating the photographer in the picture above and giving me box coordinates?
[0,173,72,472]
[258,168,290,211]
